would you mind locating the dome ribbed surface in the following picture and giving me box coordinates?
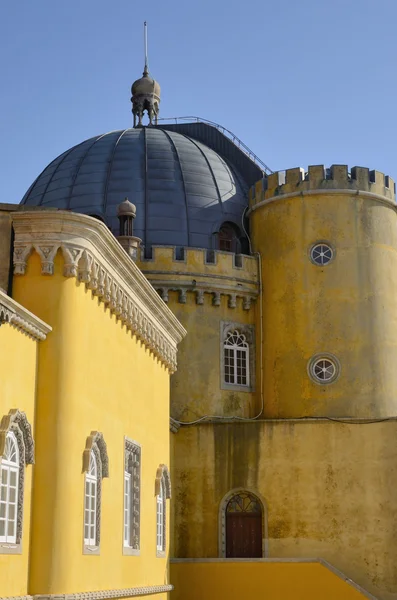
[21,128,248,250]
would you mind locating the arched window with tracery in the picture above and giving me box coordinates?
[219,489,266,558]
[82,431,109,553]
[224,330,249,387]
[0,409,35,552]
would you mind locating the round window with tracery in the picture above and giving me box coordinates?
[310,243,334,266]
[308,355,339,384]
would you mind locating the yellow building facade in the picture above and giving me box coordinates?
[0,208,186,600]
[2,61,397,600]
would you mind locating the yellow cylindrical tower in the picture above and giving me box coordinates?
[249,164,397,418]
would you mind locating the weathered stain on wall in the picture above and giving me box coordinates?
[172,420,397,600]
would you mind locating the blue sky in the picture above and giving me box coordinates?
[1,0,396,204]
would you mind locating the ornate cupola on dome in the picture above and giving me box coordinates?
[131,22,160,127]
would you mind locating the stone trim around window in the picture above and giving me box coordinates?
[155,464,171,558]
[123,438,141,556]
[220,321,255,393]
[82,432,109,555]
[0,409,35,554]
[155,464,171,499]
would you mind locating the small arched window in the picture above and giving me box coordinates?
[224,330,249,386]
[84,451,98,547]
[82,431,109,553]
[0,432,19,544]
[0,409,34,552]
[218,223,241,253]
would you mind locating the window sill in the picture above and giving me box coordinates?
[0,542,22,555]
[123,546,140,556]
[221,382,254,393]
[83,544,100,555]
[156,550,166,558]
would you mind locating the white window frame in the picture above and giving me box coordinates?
[156,479,165,555]
[224,330,250,387]
[84,450,98,547]
[124,471,132,548]
[0,432,19,544]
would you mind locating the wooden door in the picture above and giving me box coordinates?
[225,492,262,558]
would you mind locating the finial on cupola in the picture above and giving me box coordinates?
[131,22,161,128]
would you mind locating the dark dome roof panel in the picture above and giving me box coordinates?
[21,128,249,251]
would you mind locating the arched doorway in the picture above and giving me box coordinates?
[224,491,263,558]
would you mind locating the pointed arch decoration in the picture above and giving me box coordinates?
[82,431,109,478]
[155,464,171,499]
[0,409,34,465]
[218,488,268,558]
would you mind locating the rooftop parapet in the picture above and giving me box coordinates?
[249,165,396,206]
[136,246,258,310]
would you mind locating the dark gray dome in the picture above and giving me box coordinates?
[21,128,248,250]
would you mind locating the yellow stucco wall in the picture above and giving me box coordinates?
[250,186,397,418]
[172,420,397,600]
[0,323,38,597]
[170,560,372,600]
[13,251,171,597]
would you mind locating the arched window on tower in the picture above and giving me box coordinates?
[218,222,241,253]
[224,330,250,387]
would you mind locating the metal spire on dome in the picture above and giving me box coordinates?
[144,21,149,76]
[131,21,161,127]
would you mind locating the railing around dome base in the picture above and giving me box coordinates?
[157,116,273,175]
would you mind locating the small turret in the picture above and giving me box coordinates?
[116,198,141,261]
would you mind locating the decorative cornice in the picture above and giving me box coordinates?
[11,212,186,373]
[0,289,51,341]
[154,284,256,311]
[0,586,174,600]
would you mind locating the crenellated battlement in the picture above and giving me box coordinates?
[250,165,396,206]
[135,246,259,310]
[137,246,258,277]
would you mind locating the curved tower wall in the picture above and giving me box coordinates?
[249,165,397,418]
